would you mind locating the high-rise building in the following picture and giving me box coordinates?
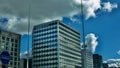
[82,49,93,68]
[32,20,82,68]
[0,29,21,68]
[93,54,103,68]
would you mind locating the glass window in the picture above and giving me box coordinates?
[6,47,8,50]
[7,37,10,41]
[14,62,17,65]
[11,38,14,42]
[11,48,13,51]
[14,53,17,56]
[2,36,5,40]
[10,62,13,65]
[15,58,17,61]
[15,44,18,47]
[15,48,17,51]
[11,52,13,55]
[15,39,18,43]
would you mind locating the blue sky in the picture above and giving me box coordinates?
[20,6,120,60]
[62,0,120,60]
[0,0,120,62]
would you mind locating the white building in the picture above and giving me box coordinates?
[32,20,82,68]
[82,49,93,68]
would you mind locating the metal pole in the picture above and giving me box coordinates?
[80,0,87,68]
[27,0,31,68]
[81,0,86,49]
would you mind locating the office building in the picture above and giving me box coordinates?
[20,57,32,68]
[0,29,21,68]
[32,20,82,68]
[82,49,93,68]
[93,54,103,68]
[102,63,108,68]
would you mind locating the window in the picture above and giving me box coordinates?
[11,38,14,42]
[2,36,5,40]
[11,48,13,51]
[14,53,17,56]
[15,48,17,51]
[11,57,13,60]
[15,39,18,43]
[15,44,18,47]
[15,58,17,61]
[7,37,10,41]
[10,62,13,65]
[6,47,8,50]
[12,43,14,47]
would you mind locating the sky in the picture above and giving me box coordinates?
[0,0,120,67]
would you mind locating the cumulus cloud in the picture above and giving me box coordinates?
[105,59,120,67]
[102,2,118,12]
[0,0,118,34]
[0,0,76,34]
[85,33,98,53]
[117,50,120,55]
[73,0,101,19]
[70,0,118,21]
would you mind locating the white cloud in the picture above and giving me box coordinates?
[70,0,118,21]
[0,0,76,34]
[0,0,118,34]
[74,0,101,19]
[0,14,62,34]
[106,59,120,67]
[85,33,98,53]
[102,2,118,12]
[117,50,120,55]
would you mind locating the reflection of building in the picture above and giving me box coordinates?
[20,57,32,68]
[32,20,82,68]
[82,49,93,68]
[93,54,103,68]
[0,29,21,68]
[102,63,108,68]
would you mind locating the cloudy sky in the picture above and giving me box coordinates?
[0,0,120,67]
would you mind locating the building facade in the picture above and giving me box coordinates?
[20,57,32,68]
[93,54,103,68]
[32,20,82,68]
[102,63,108,68]
[0,29,20,68]
[82,49,93,68]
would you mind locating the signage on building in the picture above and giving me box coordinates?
[0,51,10,64]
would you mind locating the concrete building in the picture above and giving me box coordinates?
[32,20,82,68]
[93,54,103,68]
[0,29,21,68]
[20,57,32,68]
[82,49,93,68]
[102,63,108,68]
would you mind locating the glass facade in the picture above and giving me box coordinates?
[32,20,82,68]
